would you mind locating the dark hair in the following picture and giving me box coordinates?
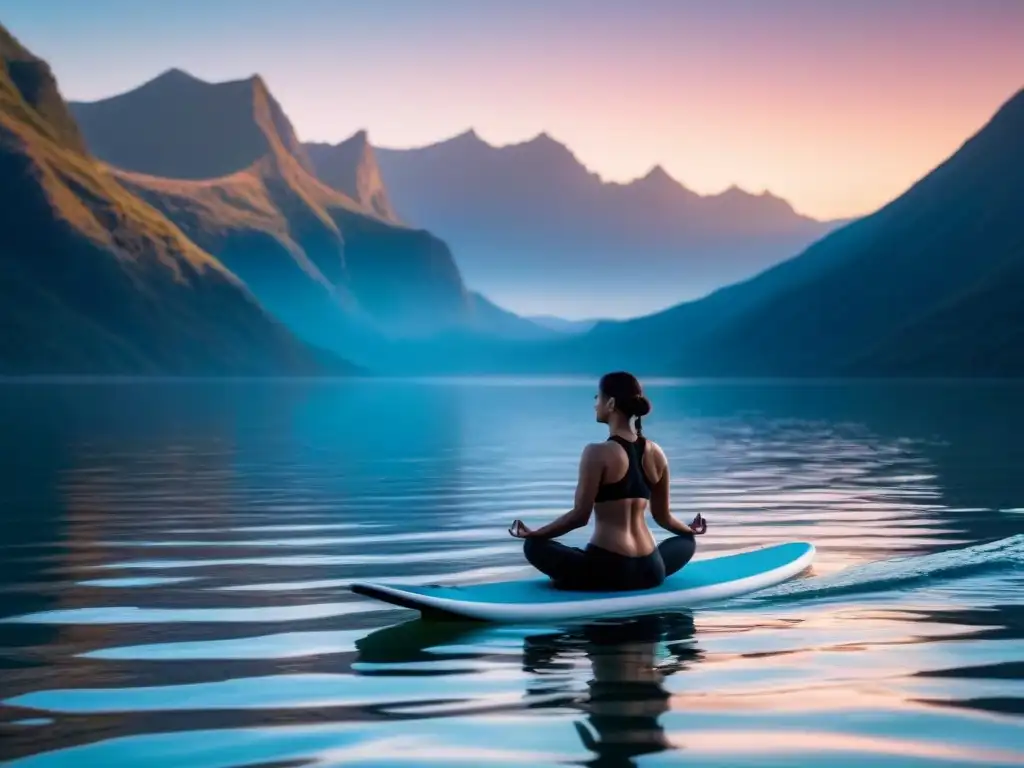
[599,371,652,436]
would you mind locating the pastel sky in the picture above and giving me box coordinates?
[5,0,1023,220]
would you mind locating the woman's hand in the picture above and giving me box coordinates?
[690,513,708,535]
[508,519,534,538]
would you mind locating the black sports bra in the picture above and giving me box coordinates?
[594,435,653,502]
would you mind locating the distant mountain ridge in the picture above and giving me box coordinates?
[365,129,843,315]
[569,85,1024,377]
[0,26,341,375]
[527,315,599,335]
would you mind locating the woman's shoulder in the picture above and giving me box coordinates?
[581,440,620,462]
[641,438,667,462]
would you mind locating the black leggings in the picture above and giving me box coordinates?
[523,534,696,592]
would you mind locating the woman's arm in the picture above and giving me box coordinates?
[517,444,602,539]
[649,448,699,536]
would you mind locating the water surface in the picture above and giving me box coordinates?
[1,378,1022,766]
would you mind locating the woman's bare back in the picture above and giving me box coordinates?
[589,438,666,557]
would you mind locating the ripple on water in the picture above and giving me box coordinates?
[101,526,503,549]
[90,544,514,571]
[1,601,378,625]
[76,577,198,588]
[4,670,542,714]
[80,629,367,661]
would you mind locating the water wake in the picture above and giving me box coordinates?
[744,534,1024,605]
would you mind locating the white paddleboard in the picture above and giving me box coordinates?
[351,541,815,622]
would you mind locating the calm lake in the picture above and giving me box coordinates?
[1,378,1022,767]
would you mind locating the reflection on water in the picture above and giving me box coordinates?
[0,378,1023,766]
[356,613,700,767]
[527,615,700,766]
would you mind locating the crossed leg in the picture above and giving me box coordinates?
[523,538,590,588]
[658,533,696,576]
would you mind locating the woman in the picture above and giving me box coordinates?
[509,371,706,591]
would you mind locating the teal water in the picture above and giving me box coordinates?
[0,378,1022,767]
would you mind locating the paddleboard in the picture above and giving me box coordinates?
[351,541,814,622]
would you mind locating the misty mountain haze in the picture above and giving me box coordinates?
[67,69,555,364]
[369,129,843,317]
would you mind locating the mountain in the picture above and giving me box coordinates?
[851,256,1024,376]
[69,71,481,363]
[580,86,1024,378]
[305,130,397,222]
[70,67,317,180]
[0,24,340,375]
[527,315,598,335]
[369,130,842,315]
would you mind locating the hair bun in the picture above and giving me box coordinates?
[630,394,651,417]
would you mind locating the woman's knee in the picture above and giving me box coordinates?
[678,532,697,556]
[663,532,695,550]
